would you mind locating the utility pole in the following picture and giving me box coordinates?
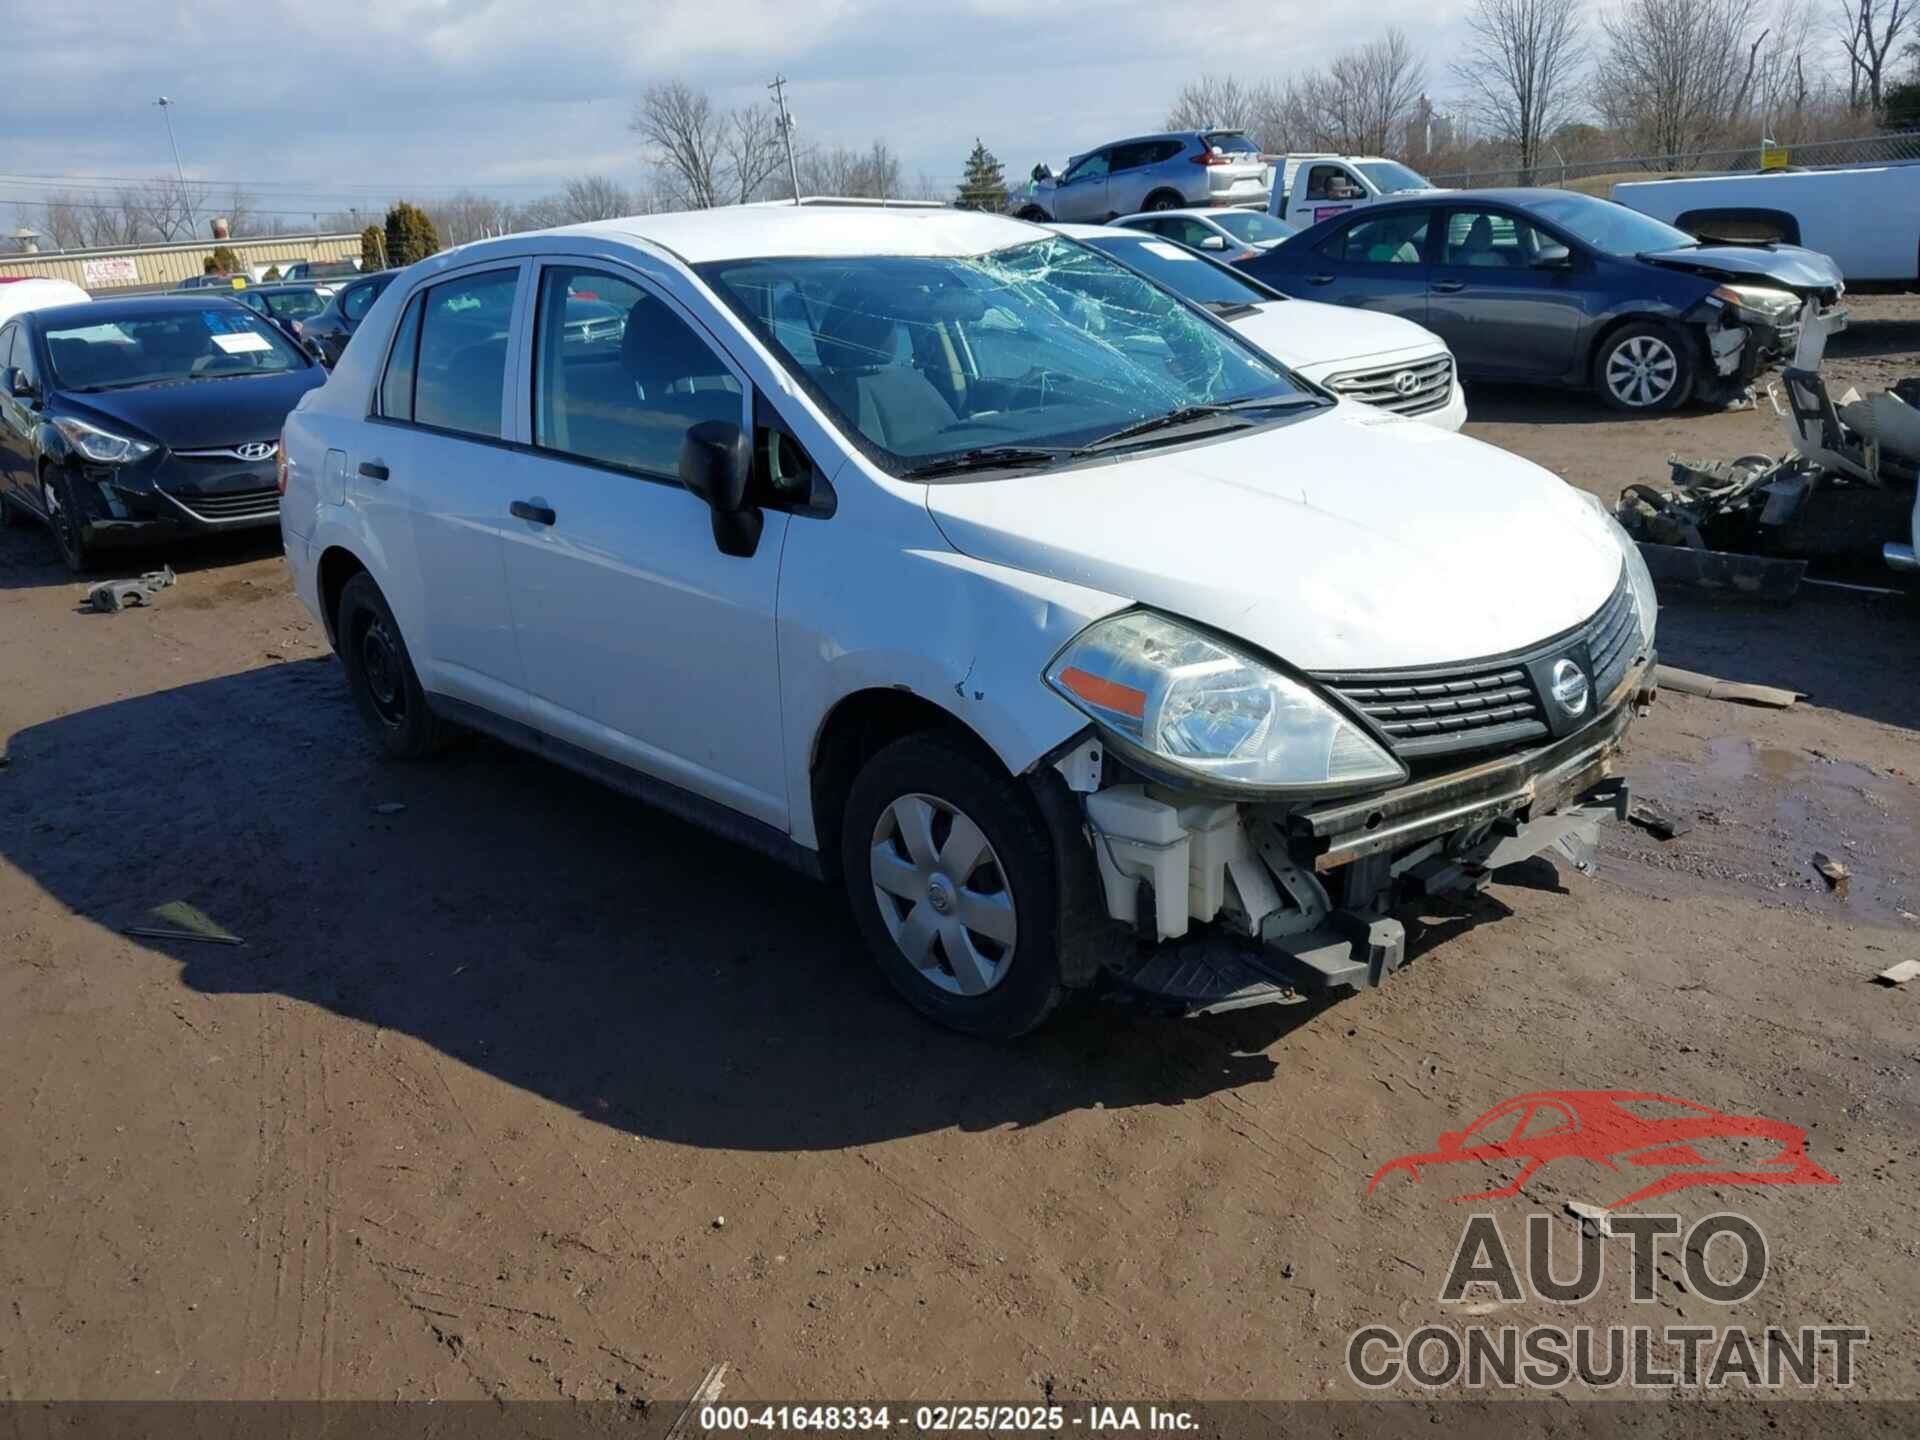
[768,74,802,205]
[154,97,197,235]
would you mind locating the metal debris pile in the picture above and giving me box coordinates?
[1615,307,1920,594]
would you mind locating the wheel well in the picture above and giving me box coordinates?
[316,546,368,648]
[1143,188,1184,210]
[809,689,997,878]
[1017,206,1048,222]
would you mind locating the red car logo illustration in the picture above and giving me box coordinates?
[1368,1090,1839,1209]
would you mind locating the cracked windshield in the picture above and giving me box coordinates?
[703,236,1315,475]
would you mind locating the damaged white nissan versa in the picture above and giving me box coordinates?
[280,207,1658,1037]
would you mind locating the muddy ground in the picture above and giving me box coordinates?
[1,299,1917,1420]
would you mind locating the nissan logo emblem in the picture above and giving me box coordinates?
[1549,658,1591,717]
[1392,370,1421,397]
[236,442,276,461]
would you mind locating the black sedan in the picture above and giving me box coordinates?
[0,295,327,572]
[230,282,338,331]
[296,268,398,366]
[1240,188,1845,412]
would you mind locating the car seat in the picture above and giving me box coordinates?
[811,288,957,453]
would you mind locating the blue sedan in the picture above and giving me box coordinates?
[1240,188,1845,413]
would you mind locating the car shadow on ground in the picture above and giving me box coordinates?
[0,515,282,593]
[4,659,1446,1152]
[1651,584,1917,732]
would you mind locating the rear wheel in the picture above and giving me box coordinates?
[841,734,1066,1038]
[1144,190,1184,212]
[336,572,449,760]
[1597,321,1693,413]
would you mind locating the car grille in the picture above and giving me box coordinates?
[165,488,281,523]
[1312,574,1640,762]
[1323,355,1454,417]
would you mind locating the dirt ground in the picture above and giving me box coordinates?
[2,299,1917,1419]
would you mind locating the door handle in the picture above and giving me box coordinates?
[358,460,389,481]
[1308,273,1334,285]
[510,500,556,526]
[1432,280,1466,293]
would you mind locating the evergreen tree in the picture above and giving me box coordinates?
[207,245,241,276]
[360,223,388,270]
[383,202,441,268]
[955,139,1008,213]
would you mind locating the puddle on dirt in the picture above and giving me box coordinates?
[1598,735,1920,931]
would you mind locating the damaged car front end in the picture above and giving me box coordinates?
[1037,538,1658,1016]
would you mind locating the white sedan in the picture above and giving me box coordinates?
[1110,205,1296,262]
[1052,223,1466,430]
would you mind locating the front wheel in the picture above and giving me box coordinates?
[1597,322,1693,413]
[841,734,1067,1038]
[42,473,92,573]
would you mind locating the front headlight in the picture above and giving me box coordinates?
[1576,489,1657,650]
[1711,283,1801,324]
[1045,611,1406,793]
[52,417,156,466]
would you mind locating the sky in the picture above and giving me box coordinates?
[3,0,1485,221]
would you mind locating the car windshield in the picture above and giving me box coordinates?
[1213,210,1295,245]
[1085,235,1270,306]
[701,238,1311,473]
[42,306,307,390]
[1523,192,1699,256]
[1353,161,1432,194]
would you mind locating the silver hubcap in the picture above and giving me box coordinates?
[1606,335,1678,407]
[870,793,1017,997]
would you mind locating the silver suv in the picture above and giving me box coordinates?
[1015,131,1269,223]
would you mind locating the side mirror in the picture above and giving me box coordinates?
[1534,243,1573,270]
[679,419,762,558]
[1198,234,1229,251]
[4,367,34,401]
[1031,163,1053,183]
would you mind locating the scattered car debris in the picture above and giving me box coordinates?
[1875,959,1920,986]
[126,901,244,945]
[1628,801,1693,841]
[666,1362,731,1440]
[1566,1200,1612,1236]
[372,802,407,816]
[1656,665,1802,708]
[123,926,245,947]
[1617,306,1920,584]
[1812,851,1851,897]
[85,567,177,614]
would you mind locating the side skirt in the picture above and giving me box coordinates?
[432,694,828,883]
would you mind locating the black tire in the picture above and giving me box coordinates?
[0,489,21,528]
[1016,207,1049,222]
[1144,190,1184,213]
[841,733,1066,1039]
[1595,320,1694,414]
[40,470,92,574]
[336,572,449,760]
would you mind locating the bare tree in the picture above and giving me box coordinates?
[1165,75,1273,134]
[1451,0,1585,183]
[631,82,787,209]
[797,141,902,199]
[1307,28,1428,154]
[1595,0,1773,163]
[558,174,637,223]
[1835,0,1911,111]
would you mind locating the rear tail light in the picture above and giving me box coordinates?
[276,436,288,495]
[1192,151,1232,166]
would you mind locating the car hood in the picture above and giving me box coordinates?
[923,406,1623,671]
[63,367,325,450]
[1638,243,1843,291]
[1228,299,1444,374]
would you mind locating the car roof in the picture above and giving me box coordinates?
[1045,222,1120,239]
[1110,209,1235,225]
[544,206,1051,265]
[28,293,254,328]
[1367,187,1584,207]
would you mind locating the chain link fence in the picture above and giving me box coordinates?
[1425,130,1920,192]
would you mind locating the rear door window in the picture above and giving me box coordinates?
[378,294,425,422]
[410,269,519,438]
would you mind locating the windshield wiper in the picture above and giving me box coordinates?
[900,445,1071,478]
[1077,397,1316,454]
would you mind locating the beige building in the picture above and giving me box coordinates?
[0,232,362,292]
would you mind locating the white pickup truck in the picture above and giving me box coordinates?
[1265,154,1444,228]
[1613,164,1920,286]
